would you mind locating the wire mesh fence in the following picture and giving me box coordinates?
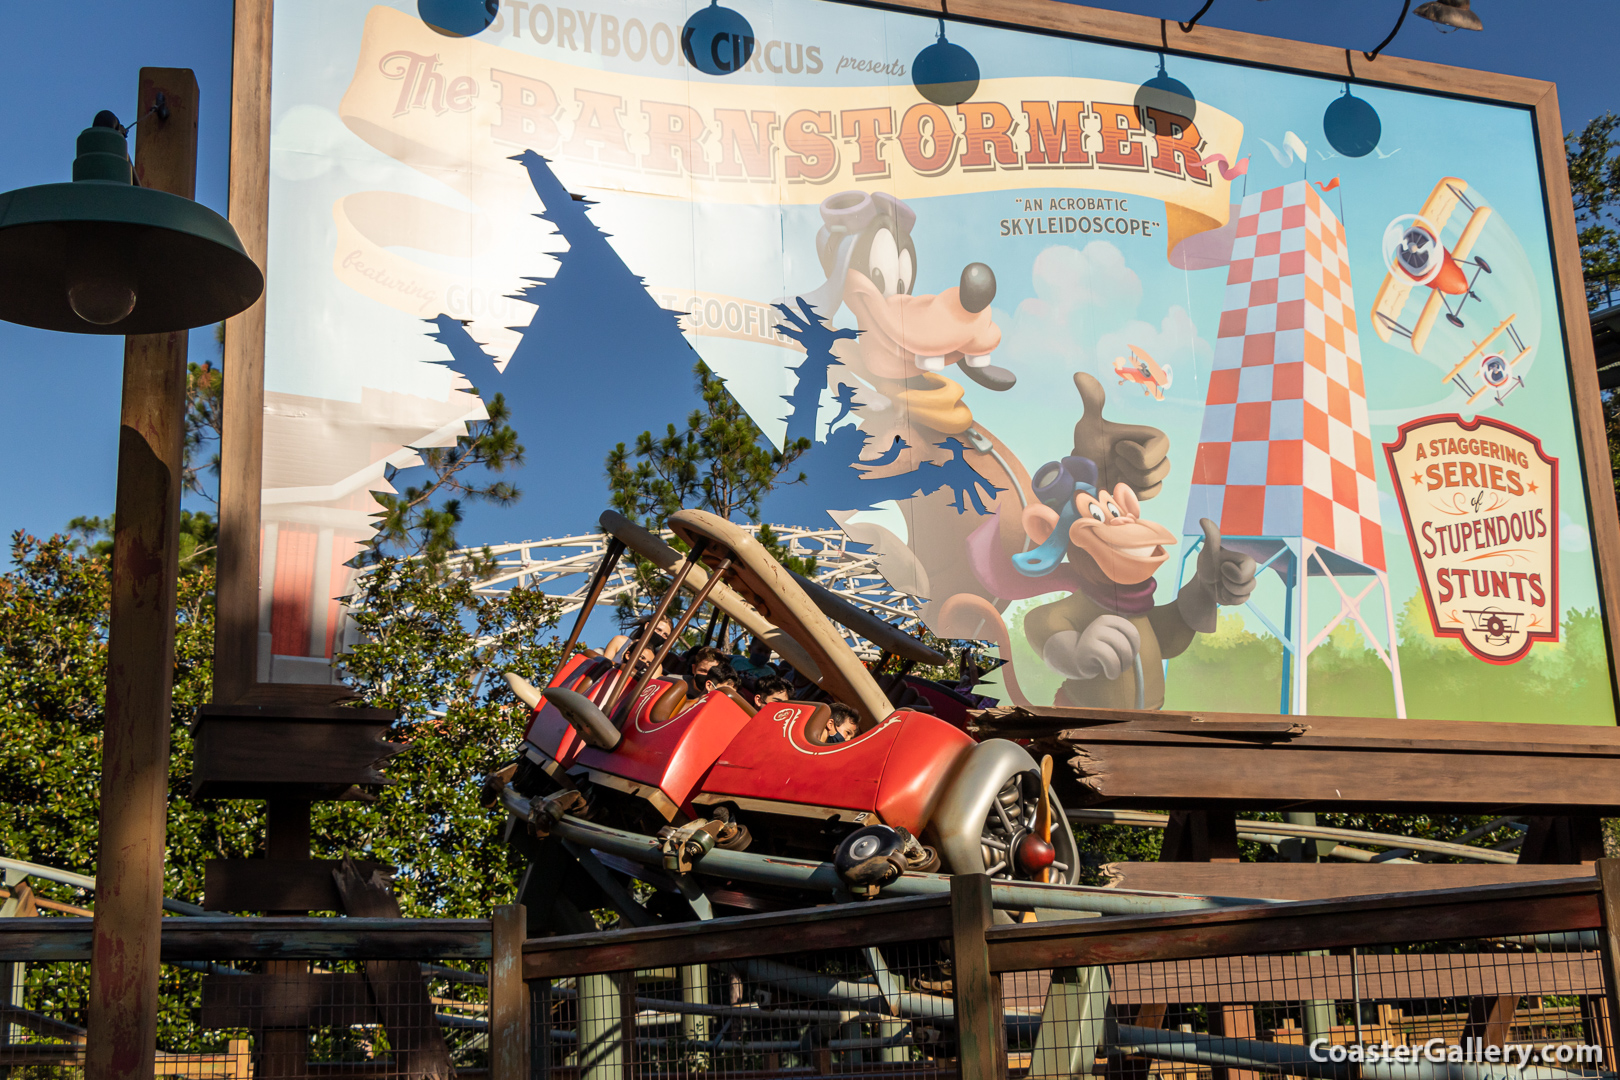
[0,956,491,1078]
[531,940,958,1080]
[998,940,1613,1080]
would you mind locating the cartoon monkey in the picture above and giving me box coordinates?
[948,373,1258,710]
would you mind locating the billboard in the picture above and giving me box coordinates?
[244,0,1618,724]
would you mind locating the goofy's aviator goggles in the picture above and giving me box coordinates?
[1012,455,1100,578]
[796,191,918,320]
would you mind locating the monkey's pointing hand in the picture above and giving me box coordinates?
[1071,372,1172,499]
[1177,518,1259,633]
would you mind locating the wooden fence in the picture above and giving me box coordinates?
[5,864,1620,1079]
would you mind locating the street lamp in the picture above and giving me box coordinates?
[0,70,261,1080]
[0,110,261,334]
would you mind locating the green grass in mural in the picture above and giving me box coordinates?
[987,590,1614,724]
[1162,591,1615,724]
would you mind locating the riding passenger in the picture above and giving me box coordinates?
[743,673,790,711]
[822,703,860,744]
[605,615,673,665]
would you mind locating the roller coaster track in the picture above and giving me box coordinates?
[431,524,930,660]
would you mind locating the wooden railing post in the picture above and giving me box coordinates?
[952,873,1004,1080]
[492,903,530,1080]
[1596,859,1620,1059]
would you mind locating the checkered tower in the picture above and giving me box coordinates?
[1183,179,1384,570]
[1178,179,1405,717]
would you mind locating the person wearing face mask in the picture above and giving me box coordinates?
[605,614,674,665]
[821,703,860,743]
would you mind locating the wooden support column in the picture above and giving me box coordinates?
[260,801,311,1080]
[1594,858,1620,1058]
[1209,1004,1260,1080]
[952,873,1004,1080]
[1108,1004,1166,1080]
[1160,811,1241,863]
[1521,817,1604,865]
[215,0,273,703]
[1462,995,1518,1048]
[491,904,530,1080]
[84,67,197,1080]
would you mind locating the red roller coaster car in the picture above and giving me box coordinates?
[501,508,1080,908]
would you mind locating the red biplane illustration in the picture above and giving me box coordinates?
[1112,344,1172,400]
[1372,177,1497,354]
[496,509,1080,912]
[1442,313,1531,409]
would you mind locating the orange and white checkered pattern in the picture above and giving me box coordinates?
[1183,180,1385,570]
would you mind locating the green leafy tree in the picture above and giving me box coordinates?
[0,532,561,1050]
[1569,112,1620,293]
[320,554,562,911]
[368,393,525,572]
[605,361,811,623]
[65,510,219,572]
[607,360,809,527]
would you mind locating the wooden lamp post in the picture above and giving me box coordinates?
[0,69,263,1079]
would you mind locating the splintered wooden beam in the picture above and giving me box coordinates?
[191,704,404,799]
[333,860,456,1080]
[198,972,377,1029]
[967,708,1620,813]
[204,859,395,913]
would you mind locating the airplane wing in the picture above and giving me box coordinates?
[1419,177,1468,233]
[1443,314,1514,381]
[1452,206,1493,262]
[1371,272,1415,342]
[1411,290,1447,354]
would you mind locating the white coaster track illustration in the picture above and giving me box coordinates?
[437,524,929,659]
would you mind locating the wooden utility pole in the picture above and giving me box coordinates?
[83,67,198,1080]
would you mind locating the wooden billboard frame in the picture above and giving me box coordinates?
[215,0,1620,740]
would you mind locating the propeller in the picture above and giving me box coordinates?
[1035,754,1053,884]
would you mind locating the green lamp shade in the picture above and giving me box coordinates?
[0,180,264,335]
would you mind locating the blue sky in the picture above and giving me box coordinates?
[0,0,1615,553]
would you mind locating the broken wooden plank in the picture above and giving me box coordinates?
[333,859,455,1080]
[199,972,377,1029]
[204,859,394,913]
[191,705,404,799]
[1044,740,1620,814]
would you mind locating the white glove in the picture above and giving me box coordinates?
[1042,615,1141,681]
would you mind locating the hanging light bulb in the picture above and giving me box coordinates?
[681,1,756,76]
[912,19,979,108]
[1134,54,1196,123]
[1322,84,1382,158]
[1415,0,1483,31]
[0,111,262,335]
[417,0,499,37]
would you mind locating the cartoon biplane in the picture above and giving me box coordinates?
[1372,177,1495,354]
[1443,313,1531,409]
[1112,344,1171,400]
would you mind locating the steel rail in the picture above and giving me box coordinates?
[0,856,210,917]
[499,787,1276,914]
[1069,809,1519,865]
